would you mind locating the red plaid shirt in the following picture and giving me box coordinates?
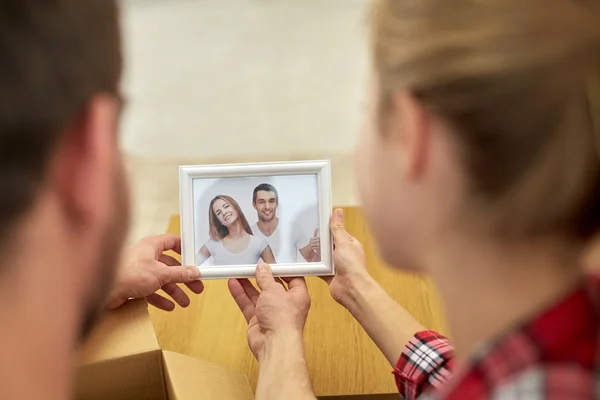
[393,273,600,399]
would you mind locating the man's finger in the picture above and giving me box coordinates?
[255,263,275,291]
[143,234,182,255]
[185,280,205,294]
[159,253,181,267]
[330,208,350,245]
[161,283,190,308]
[228,279,256,323]
[146,293,175,311]
[313,228,319,237]
[239,278,260,305]
[160,265,201,285]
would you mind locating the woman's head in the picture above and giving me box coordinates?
[208,195,252,240]
[358,0,600,269]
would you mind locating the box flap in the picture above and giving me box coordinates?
[161,350,254,400]
[77,299,159,366]
[75,350,166,400]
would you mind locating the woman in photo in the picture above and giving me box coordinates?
[195,195,276,266]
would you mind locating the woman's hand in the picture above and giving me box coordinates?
[106,234,205,311]
[324,209,373,308]
[326,209,426,367]
[228,263,311,360]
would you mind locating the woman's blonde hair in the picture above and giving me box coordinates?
[208,195,252,240]
[371,0,600,240]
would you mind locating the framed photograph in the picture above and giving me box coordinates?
[179,160,334,280]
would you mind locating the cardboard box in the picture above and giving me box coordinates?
[75,299,254,400]
[75,299,398,400]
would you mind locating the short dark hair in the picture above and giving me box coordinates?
[0,0,122,241]
[253,183,279,203]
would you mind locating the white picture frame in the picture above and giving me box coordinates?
[179,160,334,280]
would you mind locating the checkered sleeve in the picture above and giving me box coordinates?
[393,330,455,400]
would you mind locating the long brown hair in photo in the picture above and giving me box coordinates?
[208,195,253,240]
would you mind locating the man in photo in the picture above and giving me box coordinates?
[251,183,320,263]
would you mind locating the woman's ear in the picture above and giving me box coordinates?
[392,91,431,181]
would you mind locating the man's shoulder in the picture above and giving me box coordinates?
[283,220,302,231]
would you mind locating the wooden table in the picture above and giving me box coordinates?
[148,207,448,397]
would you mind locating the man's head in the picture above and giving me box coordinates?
[0,0,127,341]
[253,184,279,222]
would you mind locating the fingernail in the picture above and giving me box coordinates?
[188,267,200,280]
[336,209,344,218]
[259,263,271,272]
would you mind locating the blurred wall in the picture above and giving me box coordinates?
[119,0,369,160]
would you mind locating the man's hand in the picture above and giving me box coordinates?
[230,266,315,399]
[309,229,321,262]
[106,234,204,311]
[228,263,311,360]
[324,209,371,307]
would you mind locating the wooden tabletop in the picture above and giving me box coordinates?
[148,207,448,396]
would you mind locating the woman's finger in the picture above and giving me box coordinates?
[146,292,175,311]
[161,283,191,308]
[330,208,350,245]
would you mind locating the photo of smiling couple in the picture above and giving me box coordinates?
[194,183,321,266]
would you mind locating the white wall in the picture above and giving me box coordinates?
[119,0,368,160]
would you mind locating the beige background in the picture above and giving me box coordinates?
[119,0,371,245]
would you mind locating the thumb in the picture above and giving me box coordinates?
[255,263,275,291]
[330,208,349,244]
[161,265,201,285]
[313,228,319,237]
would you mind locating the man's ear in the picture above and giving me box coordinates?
[391,91,431,181]
[52,95,120,227]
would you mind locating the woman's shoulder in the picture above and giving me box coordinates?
[249,233,265,243]
[488,364,596,399]
[249,233,268,248]
[204,237,221,250]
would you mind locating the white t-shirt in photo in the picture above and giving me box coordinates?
[251,221,310,263]
[203,235,269,266]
